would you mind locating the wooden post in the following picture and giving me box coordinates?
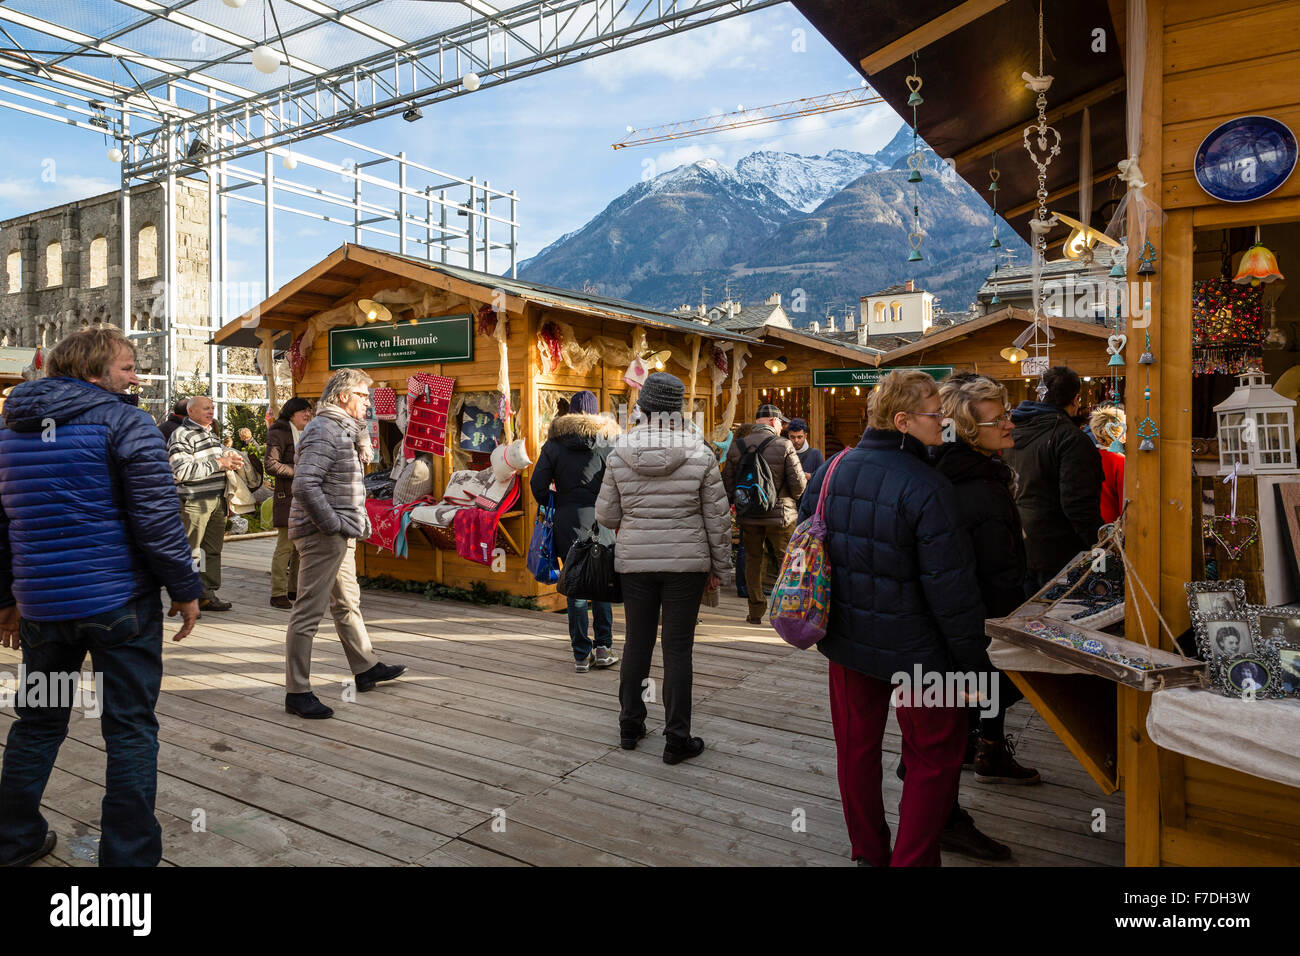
[810,383,825,455]
[687,334,701,418]
[1120,0,1164,867]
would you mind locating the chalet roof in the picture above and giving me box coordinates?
[866,282,928,298]
[710,304,784,331]
[877,306,1110,365]
[213,244,760,349]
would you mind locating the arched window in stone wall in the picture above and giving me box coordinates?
[89,236,108,288]
[137,224,158,280]
[873,302,886,323]
[46,241,62,287]
[890,300,903,322]
[4,251,18,293]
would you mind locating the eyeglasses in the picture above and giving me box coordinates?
[348,389,370,401]
[908,411,945,420]
[977,413,1013,427]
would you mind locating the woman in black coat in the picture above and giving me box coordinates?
[799,370,992,867]
[529,391,621,672]
[264,397,313,610]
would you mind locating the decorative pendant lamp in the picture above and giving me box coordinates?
[1233,227,1285,286]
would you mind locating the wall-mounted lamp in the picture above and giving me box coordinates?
[357,299,392,324]
[1054,211,1120,262]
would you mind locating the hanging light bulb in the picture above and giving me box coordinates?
[282,149,297,170]
[222,0,248,6]
[252,44,281,74]
[1001,345,1028,363]
[853,386,860,395]
[1234,226,1285,286]
[107,146,123,163]
[764,355,787,374]
[356,299,391,324]
[462,72,481,92]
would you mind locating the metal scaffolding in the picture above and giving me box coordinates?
[0,0,779,416]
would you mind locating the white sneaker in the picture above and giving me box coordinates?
[593,646,619,668]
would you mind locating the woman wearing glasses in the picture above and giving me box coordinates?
[933,374,1041,842]
[799,369,992,867]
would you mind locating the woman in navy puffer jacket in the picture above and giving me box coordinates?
[798,370,992,867]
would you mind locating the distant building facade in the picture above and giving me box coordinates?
[0,178,213,412]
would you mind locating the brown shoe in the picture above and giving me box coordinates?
[270,596,292,610]
[974,735,1041,785]
[745,613,764,625]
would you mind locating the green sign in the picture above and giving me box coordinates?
[329,315,474,369]
[813,365,953,387]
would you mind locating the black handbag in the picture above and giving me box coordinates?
[557,522,622,604]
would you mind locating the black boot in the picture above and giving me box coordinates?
[940,806,1011,861]
[663,736,705,765]
[975,735,1041,785]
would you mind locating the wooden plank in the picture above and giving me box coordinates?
[1164,1,1300,75]
[860,0,1011,74]
[1005,671,1118,794]
[1162,49,1300,125]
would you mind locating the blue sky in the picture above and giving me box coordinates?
[0,4,906,297]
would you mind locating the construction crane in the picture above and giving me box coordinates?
[611,86,884,150]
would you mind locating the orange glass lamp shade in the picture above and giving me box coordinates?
[1234,228,1284,287]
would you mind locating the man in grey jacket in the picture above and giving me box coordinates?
[723,404,807,624]
[283,368,404,719]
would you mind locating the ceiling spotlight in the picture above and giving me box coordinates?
[402,106,423,123]
[252,44,281,74]
[222,0,248,7]
[462,72,481,92]
[107,146,123,163]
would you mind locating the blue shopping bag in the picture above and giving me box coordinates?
[526,490,560,584]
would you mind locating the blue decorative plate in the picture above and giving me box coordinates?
[1195,115,1298,203]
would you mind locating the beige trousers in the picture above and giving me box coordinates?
[270,527,300,597]
[284,534,379,694]
[180,494,226,600]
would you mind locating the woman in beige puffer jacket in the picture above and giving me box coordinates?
[595,372,732,765]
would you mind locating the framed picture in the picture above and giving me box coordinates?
[1185,579,1247,625]
[1219,651,1281,699]
[1278,644,1300,697]
[1248,605,1300,698]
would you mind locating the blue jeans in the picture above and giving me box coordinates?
[568,600,613,662]
[0,592,164,867]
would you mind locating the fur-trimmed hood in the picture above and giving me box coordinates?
[547,411,621,449]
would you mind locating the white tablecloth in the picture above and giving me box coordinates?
[1147,686,1300,790]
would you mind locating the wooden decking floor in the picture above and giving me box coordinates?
[0,538,1124,867]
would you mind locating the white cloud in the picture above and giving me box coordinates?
[577,17,773,91]
[0,174,117,210]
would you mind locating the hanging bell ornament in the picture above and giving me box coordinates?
[1108,352,1125,367]
[907,247,923,263]
[1109,245,1128,279]
[989,234,1002,249]
[1108,438,1125,454]
[1136,239,1157,276]
[990,293,1001,305]
[907,152,923,183]
[1139,437,1156,452]
[906,73,924,107]
[1139,350,1154,365]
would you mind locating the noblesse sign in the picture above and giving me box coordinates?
[812,366,953,387]
[329,315,474,369]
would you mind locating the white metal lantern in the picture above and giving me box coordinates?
[1214,371,1297,475]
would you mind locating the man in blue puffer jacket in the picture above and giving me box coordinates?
[0,326,201,867]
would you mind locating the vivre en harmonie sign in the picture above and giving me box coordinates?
[812,366,953,387]
[329,315,474,370]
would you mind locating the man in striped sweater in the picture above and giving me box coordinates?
[168,396,243,612]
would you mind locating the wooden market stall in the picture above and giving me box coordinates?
[794,0,1300,865]
[213,244,762,610]
[0,346,36,414]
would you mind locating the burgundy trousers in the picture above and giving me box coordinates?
[827,660,967,867]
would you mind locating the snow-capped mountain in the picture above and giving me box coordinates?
[735,148,883,213]
[518,124,1031,314]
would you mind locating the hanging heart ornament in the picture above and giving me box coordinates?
[1106,334,1128,355]
[905,74,923,96]
[906,152,922,172]
[1022,124,1062,170]
[1205,515,1260,561]
[908,231,923,252]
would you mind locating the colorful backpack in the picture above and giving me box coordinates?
[769,451,846,649]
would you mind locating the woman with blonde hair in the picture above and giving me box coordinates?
[1089,405,1126,524]
[930,374,1043,853]
[798,369,992,866]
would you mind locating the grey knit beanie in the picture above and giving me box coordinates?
[636,372,685,415]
